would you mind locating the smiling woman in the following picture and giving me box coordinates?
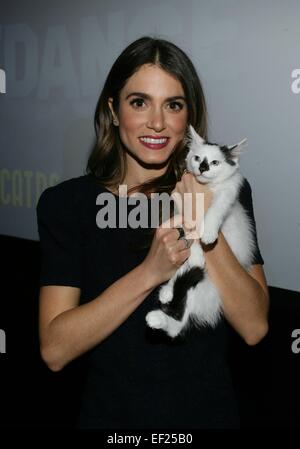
[36,36,268,430]
[107,64,188,172]
[87,36,207,198]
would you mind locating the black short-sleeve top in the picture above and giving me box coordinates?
[36,174,264,429]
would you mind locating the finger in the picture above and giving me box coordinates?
[177,248,191,265]
[163,227,187,248]
[159,213,183,231]
[181,172,194,188]
[176,238,192,252]
[171,190,183,216]
[167,237,187,254]
[169,246,190,267]
[185,229,200,240]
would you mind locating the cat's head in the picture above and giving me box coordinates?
[185,125,247,184]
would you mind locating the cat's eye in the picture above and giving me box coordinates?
[194,155,200,161]
[211,160,220,166]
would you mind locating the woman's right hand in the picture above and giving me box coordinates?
[141,215,191,287]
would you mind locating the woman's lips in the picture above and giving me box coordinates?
[138,136,170,150]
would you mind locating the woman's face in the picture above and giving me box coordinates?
[109,64,188,167]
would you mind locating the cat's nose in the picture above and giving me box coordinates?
[199,159,209,173]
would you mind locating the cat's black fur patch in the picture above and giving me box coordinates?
[199,157,209,173]
[205,141,219,147]
[220,145,236,166]
[161,266,204,321]
[205,141,236,166]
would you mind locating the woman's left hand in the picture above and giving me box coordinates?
[171,172,213,239]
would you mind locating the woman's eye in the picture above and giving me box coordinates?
[211,160,220,166]
[168,101,184,111]
[130,98,146,108]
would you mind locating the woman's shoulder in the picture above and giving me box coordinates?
[37,174,103,209]
[36,174,95,217]
[41,174,91,195]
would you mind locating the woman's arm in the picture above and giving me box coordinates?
[40,219,190,372]
[39,262,156,372]
[203,233,269,345]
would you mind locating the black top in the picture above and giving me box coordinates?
[36,174,264,429]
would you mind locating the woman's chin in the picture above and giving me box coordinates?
[126,146,172,168]
[140,153,171,167]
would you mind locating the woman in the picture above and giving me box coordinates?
[36,36,269,429]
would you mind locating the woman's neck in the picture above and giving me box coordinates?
[123,153,168,190]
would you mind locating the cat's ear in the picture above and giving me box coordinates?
[228,138,247,163]
[188,125,205,145]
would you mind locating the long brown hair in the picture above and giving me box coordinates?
[86,36,208,197]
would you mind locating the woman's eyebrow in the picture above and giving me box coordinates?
[125,91,186,102]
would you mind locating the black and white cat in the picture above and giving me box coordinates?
[145,125,256,338]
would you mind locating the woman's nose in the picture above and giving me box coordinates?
[146,107,166,132]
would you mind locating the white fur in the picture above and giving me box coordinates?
[145,126,254,338]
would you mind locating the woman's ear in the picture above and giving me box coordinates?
[108,97,119,126]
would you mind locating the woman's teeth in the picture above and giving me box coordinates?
[140,137,168,144]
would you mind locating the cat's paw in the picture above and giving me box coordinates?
[146,310,167,330]
[159,285,173,304]
[201,228,219,245]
